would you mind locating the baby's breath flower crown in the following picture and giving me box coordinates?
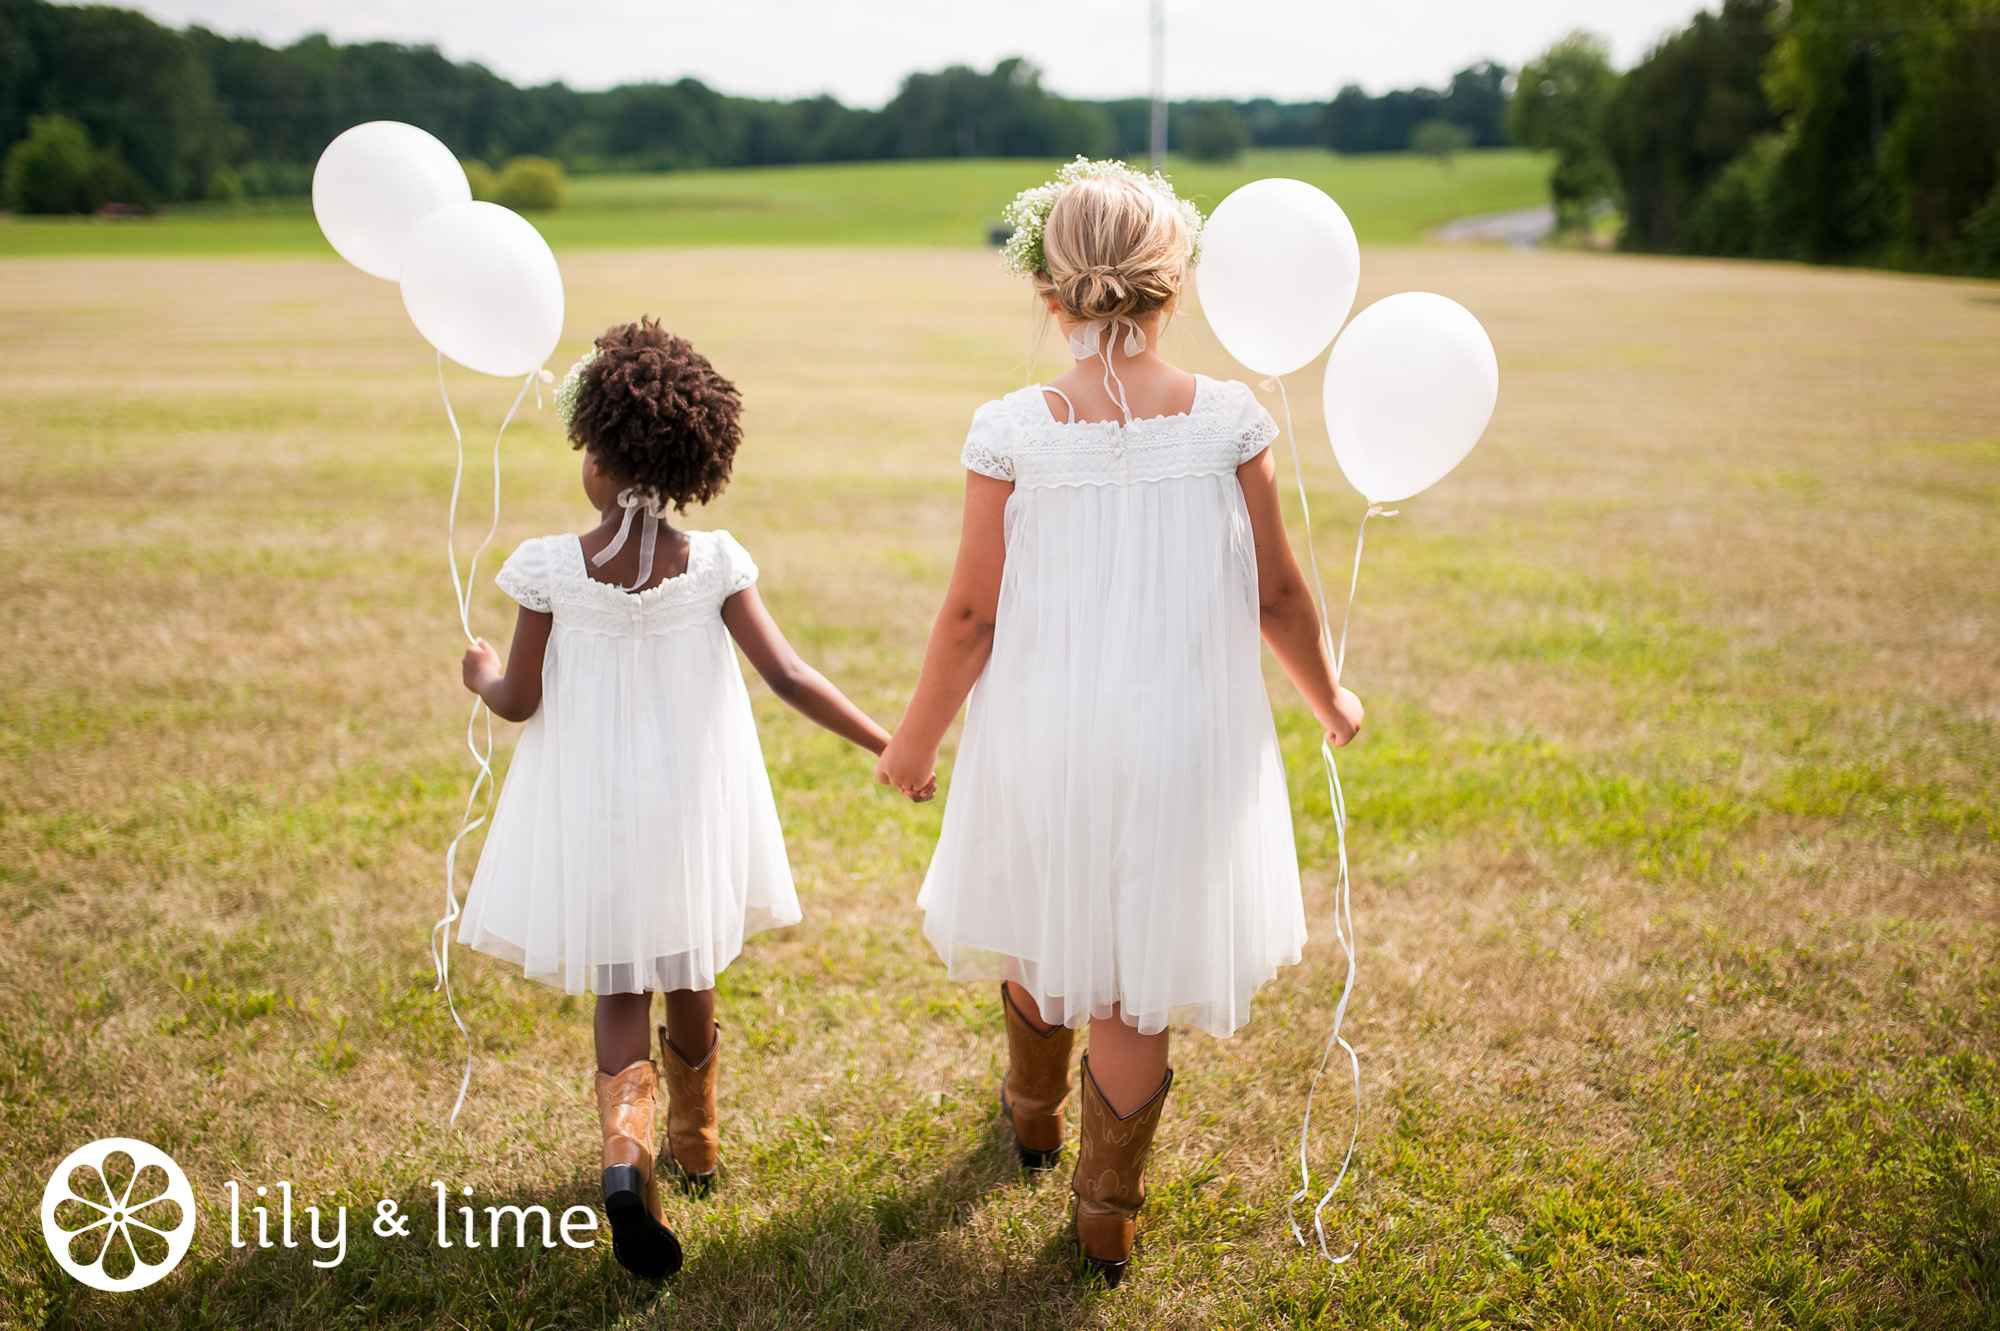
[553,347,599,433]
[999,156,1205,280]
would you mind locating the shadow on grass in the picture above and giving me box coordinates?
[668,1113,1106,1331]
[47,1116,1105,1331]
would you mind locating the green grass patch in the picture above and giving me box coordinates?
[0,149,1549,259]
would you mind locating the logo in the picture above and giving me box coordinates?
[41,1138,197,1292]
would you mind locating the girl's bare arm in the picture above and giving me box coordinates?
[461,605,554,723]
[722,587,915,780]
[1238,448,1364,746]
[876,472,1011,793]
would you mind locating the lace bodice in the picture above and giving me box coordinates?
[959,375,1278,489]
[495,529,758,637]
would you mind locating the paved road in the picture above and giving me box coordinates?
[1431,204,1556,247]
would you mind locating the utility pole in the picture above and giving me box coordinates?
[1148,0,1167,170]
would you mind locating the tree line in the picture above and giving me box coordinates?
[0,0,1512,212]
[1511,0,2000,274]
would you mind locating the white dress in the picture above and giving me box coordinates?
[458,529,798,995]
[918,374,1306,1037]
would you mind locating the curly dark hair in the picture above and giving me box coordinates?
[567,317,742,510]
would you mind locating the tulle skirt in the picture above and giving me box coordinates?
[917,474,1306,1037]
[459,621,798,994]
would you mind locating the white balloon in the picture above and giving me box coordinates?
[1324,293,1497,504]
[1197,178,1360,377]
[399,202,564,378]
[313,122,469,281]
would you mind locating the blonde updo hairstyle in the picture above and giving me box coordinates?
[1034,174,1195,326]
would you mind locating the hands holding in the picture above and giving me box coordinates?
[876,732,938,803]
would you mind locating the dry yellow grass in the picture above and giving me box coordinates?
[1,245,1996,1330]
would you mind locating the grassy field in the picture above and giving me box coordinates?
[1,230,1996,1330]
[0,148,1548,258]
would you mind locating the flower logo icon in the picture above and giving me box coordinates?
[41,1138,196,1293]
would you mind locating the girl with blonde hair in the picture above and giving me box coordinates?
[878,159,1363,1285]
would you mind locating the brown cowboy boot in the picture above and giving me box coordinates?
[659,1022,720,1195]
[595,1058,682,1279]
[1071,1055,1173,1288]
[999,984,1077,1171]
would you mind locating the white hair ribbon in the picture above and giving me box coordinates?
[590,487,671,590]
[1067,316,1147,425]
[432,352,540,1128]
[1268,374,1396,1266]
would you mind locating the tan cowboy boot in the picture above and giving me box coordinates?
[1071,1055,1173,1288]
[659,1022,720,1195]
[999,984,1077,1171]
[595,1058,682,1279]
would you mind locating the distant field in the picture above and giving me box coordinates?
[0,149,1548,258]
[2,238,1995,1329]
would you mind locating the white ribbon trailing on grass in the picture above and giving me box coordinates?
[431,353,540,1127]
[1268,376,1395,1266]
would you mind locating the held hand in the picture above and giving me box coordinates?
[461,638,503,697]
[876,734,938,803]
[1323,685,1365,749]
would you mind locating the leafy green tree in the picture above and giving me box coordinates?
[1229,98,1328,149]
[235,159,308,197]
[1443,61,1511,147]
[0,0,46,156]
[1769,0,2000,265]
[1879,2,2000,260]
[1178,103,1250,163]
[598,83,720,170]
[1509,31,1621,230]
[1326,64,1508,154]
[204,162,243,204]
[1682,132,1786,255]
[28,4,230,200]
[1573,0,1997,270]
[876,58,1113,159]
[1759,0,1903,260]
[1603,0,1779,252]
[85,144,146,208]
[462,158,499,202]
[1324,85,1379,152]
[495,154,565,211]
[1410,117,1473,164]
[4,112,97,212]
[3,0,1510,199]
[1370,89,1442,152]
[1959,156,2000,273]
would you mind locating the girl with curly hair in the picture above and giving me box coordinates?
[455,318,928,1281]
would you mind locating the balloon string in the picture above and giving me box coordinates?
[1336,505,1395,679]
[1275,378,1335,666]
[1268,376,1395,1267]
[441,356,535,643]
[431,356,538,1127]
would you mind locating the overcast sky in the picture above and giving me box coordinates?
[109,1,1713,103]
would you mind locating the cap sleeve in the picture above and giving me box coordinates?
[714,530,759,596]
[960,400,1015,481]
[1229,381,1280,464]
[495,537,554,613]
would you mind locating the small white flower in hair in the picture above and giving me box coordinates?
[999,156,1205,280]
[553,348,599,431]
